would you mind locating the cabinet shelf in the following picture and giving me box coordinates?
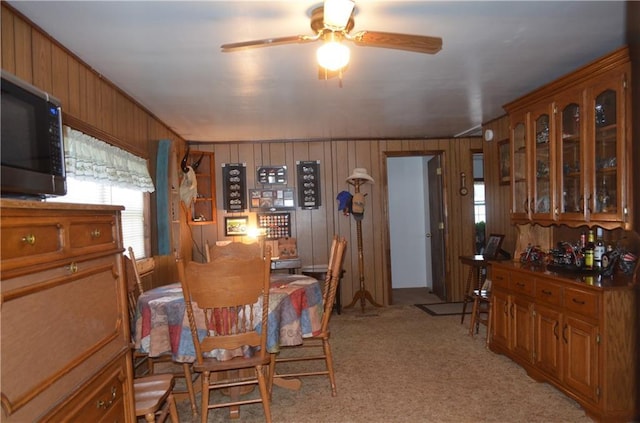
[187,151,216,225]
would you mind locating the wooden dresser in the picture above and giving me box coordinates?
[0,199,135,422]
[490,261,637,422]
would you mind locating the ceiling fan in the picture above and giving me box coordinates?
[221,0,442,76]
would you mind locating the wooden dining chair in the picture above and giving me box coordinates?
[134,373,180,423]
[177,245,273,423]
[204,240,262,262]
[270,236,347,397]
[125,247,198,416]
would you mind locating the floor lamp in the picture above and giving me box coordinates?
[344,168,383,313]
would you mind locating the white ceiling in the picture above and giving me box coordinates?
[8,1,627,142]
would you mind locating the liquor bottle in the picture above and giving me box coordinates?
[584,229,595,269]
[594,228,605,270]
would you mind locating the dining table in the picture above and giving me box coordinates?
[133,272,324,416]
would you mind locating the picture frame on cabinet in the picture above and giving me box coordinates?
[224,216,249,236]
[484,234,505,259]
[498,138,510,185]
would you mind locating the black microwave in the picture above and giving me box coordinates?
[1,70,66,199]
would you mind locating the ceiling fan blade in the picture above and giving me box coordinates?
[221,34,319,52]
[348,30,442,54]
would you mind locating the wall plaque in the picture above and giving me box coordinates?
[222,163,247,211]
[297,160,321,209]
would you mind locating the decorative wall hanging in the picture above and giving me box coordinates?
[257,213,291,240]
[296,160,321,209]
[224,216,249,236]
[256,165,287,185]
[249,188,296,211]
[222,163,247,211]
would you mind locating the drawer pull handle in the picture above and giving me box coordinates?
[90,229,101,239]
[21,234,36,245]
[96,386,117,410]
[541,289,552,296]
[516,282,525,288]
[572,298,586,305]
[553,321,559,339]
[562,323,568,343]
[68,262,78,273]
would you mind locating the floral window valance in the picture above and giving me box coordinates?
[64,126,155,193]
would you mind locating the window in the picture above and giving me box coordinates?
[473,152,486,254]
[59,126,155,259]
[55,177,148,258]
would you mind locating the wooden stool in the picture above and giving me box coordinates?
[468,288,492,345]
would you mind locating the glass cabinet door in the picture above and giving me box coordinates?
[530,105,554,222]
[588,68,628,226]
[511,116,529,221]
[557,97,586,223]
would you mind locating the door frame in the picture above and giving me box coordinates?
[382,150,449,304]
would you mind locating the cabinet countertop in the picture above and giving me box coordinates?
[491,260,636,289]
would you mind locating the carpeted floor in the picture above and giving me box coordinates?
[172,305,591,423]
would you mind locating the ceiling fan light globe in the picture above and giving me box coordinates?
[323,0,355,30]
[317,41,350,71]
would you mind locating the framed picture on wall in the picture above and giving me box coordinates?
[498,138,510,185]
[224,216,249,236]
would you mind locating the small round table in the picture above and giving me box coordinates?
[300,265,344,314]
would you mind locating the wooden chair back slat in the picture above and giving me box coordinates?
[178,246,272,366]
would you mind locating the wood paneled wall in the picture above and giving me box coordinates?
[192,137,484,304]
[482,115,519,256]
[1,3,186,278]
[1,3,185,159]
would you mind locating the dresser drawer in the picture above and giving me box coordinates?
[563,287,599,319]
[0,218,63,264]
[509,272,535,296]
[69,216,118,251]
[491,266,509,289]
[43,353,129,422]
[535,278,562,307]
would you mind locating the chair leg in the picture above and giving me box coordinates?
[182,363,198,416]
[469,297,479,337]
[200,372,210,423]
[167,392,180,423]
[256,365,272,423]
[268,353,276,398]
[485,299,493,346]
[323,338,337,396]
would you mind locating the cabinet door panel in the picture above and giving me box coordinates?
[510,115,529,221]
[556,90,587,223]
[491,290,510,350]
[587,67,629,227]
[563,316,599,403]
[530,104,554,222]
[511,296,533,363]
[534,305,562,380]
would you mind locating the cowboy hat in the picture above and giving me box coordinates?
[346,168,375,184]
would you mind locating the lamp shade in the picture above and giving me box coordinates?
[323,0,355,30]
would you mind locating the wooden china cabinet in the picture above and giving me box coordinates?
[505,46,632,230]
[497,46,637,422]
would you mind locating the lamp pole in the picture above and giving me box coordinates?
[344,177,382,313]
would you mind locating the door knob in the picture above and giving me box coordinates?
[426,233,432,238]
